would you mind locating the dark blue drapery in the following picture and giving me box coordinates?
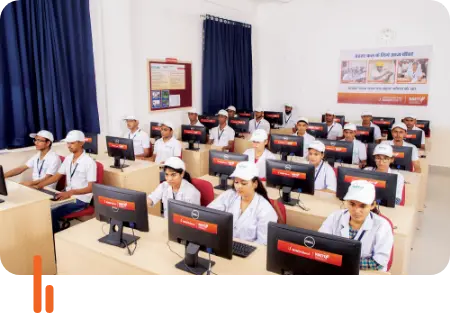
[0,0,100,149]
[202,15,253,115]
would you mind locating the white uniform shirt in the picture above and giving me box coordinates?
[208,190,278,245]
[341,139,367,165]
[356,122,382,141]
[364,167,405,204]
[148,179,201,218]
[243,148,276,179]
[319,210,394,272]
[209,125,235,147]
[282,113,296,129]
[326,122,343,140]
[293,132,316,157]
[249,118,271,134]
[386,140,419,161]
[312,161,337,192]
[58,151,97,203]
[123,129,150,156]
[26,151,61,190]
[412,126,426,145]
[153,136,182,164]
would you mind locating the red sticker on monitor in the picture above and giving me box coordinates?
[98,196,135,211]
[334,118,341,123]
[239,113,251,117]
[230,120,246,125]
[272,169,306,180]
[406,134,417,139]
[416,124,425,128]
[265,114,280,118]
[85,137,93,143]
[308,126,324,131]
[273,140,298,147]
[108,142,128,150]
[373,120,391,125]
[173,214,218,235]
[184,130,202,135]
[356,131,369,136]
[277,240,343,267]
[212,158,239,167]
[200,119,217,123]
[393,152,405,159]
[151,126,161,131]
[325,146,348,153]
[344,175,386,188]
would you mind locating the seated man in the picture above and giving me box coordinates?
[248,107,270,134]
[385,122,421,173]
[403,114,426,150]
[208,110,235,151]
[123,115,151,158]
[151,121,182,164]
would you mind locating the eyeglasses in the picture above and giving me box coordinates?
[375,156,391,162]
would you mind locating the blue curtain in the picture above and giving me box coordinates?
[0,0,100,149]
[202,15,253,115]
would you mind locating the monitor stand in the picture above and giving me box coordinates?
[280,152,289,162]
[326,157,336,168]
[0,199,4,204]
[98,220,140,248]
[215,174,230,191]
[280,186,299,206]
[111,156,130,169]
[175,243,215,275]
[187,140,200,151]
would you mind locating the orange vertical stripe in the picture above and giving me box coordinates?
[45,285,54,313]
[33,255,42,313]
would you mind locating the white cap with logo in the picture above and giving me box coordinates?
[218,110,228,117]
[392,122,407,131]
[373,144,394,157]
[343,180,376,205]
[162,121,175,130]
[226,106,237,112]
[164,157,186,171]
[187,108,199,114]
[361,111,373,117]
[344,123,357,131]
[254,107,264,112]
[249,129,268,142]
[284,103,293,108]
[29,130,54,143]
[62,130,85,143]
[230,161,259,181]
[308,140,326,153]
[124,115,138,121]
[296,117,309,124]
[403,114,417,120]
[325,110,335,115]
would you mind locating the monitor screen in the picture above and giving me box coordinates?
[372,117,395,132]
[181,125,207,144]
[228,117,250,134]
[404,130,423,149]
[150,122,162,139]
[307,123,327,139]
[415,120,430,137]
[355,126,375,144]
[237,111,254,119]
[317,139,354,165]
[198,116,219,130]
[264,111,283,126]
[266,159,315,195]
[84,133,99,154]
[208,150,248,177]
[269,134,304,158]
[0,165,7,198]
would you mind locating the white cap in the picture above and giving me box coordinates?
[392,122,407,131]
[373,144,394,157]
[284,103,293,108]
[29,130,54,143]
[187,108,199,114]
[164,157,186,171]
[325,110,335,115]
[230,161,259,181]
[124,115,138,121]
[254,107,264,112]
[218,109,228,117]
[343,180,376,205]
[344,123,357,131]
[308,140,326,153]
[361,111,373,117]
[249,129,268,142]
[162,121,175,130]
[296,117,309,124]
[227,106,237,112]
[403,114,416,120]
[62,130,85,143]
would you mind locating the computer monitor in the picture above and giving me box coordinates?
[0,165,7,204]
[168,199,233,275]
[237,111,254,119]
[93,183,149,248]
[321,114,346,127]
[198,115,219,130]
[317,139,354,166]
[307,122,327,139]
[84,133,98,155]
[367,144,413,172]
[106,136,135,169]
[355,126,375,144]
[209,150,248,190]
[181,125,207,151]
[266,159,315,206]
[269,134,304,160]
[387,129,423,149]
[266,222,361,275]
[372,117,395,135]
[228,117,250,137]
[416,120,430,137]
[336,167,398,208]
[150,122,162,139]
[264,111,283,129]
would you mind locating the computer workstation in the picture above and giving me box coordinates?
[181,125,207,151]
[269,134,304,161]
[264,111,283,129]
[317,139,353,167]
[306,123,328,139]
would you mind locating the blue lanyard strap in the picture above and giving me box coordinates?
[36,159,46,177]
[314,161,325,182]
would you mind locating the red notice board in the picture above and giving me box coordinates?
[147,59,192,112]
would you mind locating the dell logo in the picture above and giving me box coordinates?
[112,207,119,213]
[282,137,288,140]
[114,139,119,144]
[304,236,315,248]
[285,165,292,171]
[224,154,229,159]
[191,210,199,220]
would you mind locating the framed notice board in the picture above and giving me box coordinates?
[147,59,192,112]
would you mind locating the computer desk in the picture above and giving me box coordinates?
[270,128,295,136]
[0,181,56,275]
[54,214,387,275]
[182,143,211,178]
[234,133,253,154]
[198,174,416,275]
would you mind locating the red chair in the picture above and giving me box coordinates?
[399,185,406,206]
[191,178,215,206]
[61,161,104,229]
[379,213,395,272]
[270,199,287,224]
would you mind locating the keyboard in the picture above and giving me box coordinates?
[232,241,257,258]
[38,189,58,199]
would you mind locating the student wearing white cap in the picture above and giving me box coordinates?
[308,141,337,193]
[123,116,150,158]
[35,130,97,233]
[208,110,235,150]
[385,122,421,173]
[364,144,405,205]
[281,103,296,129]
[357,111,382,143]
[248,107,270,134]
[148,157,200,218]
[226,106,238,119]
[243,129,276,180]
[324,110,343,140]
[403,114,425,149]
[187,108,204,127]
[208,162,278,245]
[342,123,367,168]
[293,117,315,157]
[5,130,61,190]
[151,121,182,164]
[319,180,394,272]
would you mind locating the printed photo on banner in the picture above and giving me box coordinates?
[161,90,170,108]
[367,60,395,84]
[397,59,428,84]
[152,90,162,109]
[341,60,367,84]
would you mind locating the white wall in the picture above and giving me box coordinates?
[256,0,450,167]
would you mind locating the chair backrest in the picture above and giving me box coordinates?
[191,178,215,207]
[95,161,104,184]
[379,213,394,272]
[399,185,406,206]
[270,199,287,224]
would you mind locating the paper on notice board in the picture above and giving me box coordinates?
[169,95,181,107]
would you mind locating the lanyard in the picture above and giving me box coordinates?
[314,161,325,182]
[285,114,292,125]
[36,159,46,177]
[327,124,335,136]
[218,127,225,141]
[69,162,79,184]
[356,230,367,242]
[129,129,141,140]
[255,119,262,130]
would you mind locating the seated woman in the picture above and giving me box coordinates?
[243,129,276,180]
[148,157,200,218]
[319,180,394,272]
[364,144,405,205]
[208,161,278,245]
[307,141,337,193]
